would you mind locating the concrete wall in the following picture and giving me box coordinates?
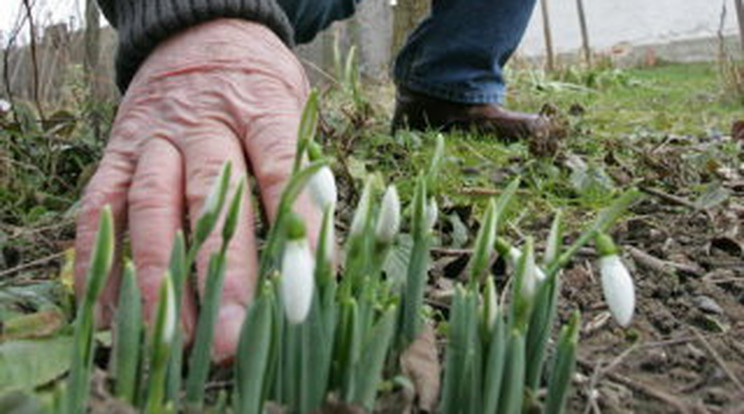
[520,0,741,61]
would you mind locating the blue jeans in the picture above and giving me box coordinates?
[277,0,537,104]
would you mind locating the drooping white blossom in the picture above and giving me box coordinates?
[425,198,438,232]
[509,247,547,282]
[483,278,499,331]
[519,245,538,302]
[281,239,316,324]
[375,185,401,244]
[308,166,337,211]
[599,254,635,327]
[350,181,372,237]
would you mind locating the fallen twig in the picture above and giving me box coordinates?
[431,247,472,256]
[577,358,691,413]
[637,331,730,350]
[627,246,704,277]
[693,329,744,395]
[0,251,66,279]
[458,187,530,197]
[639,186,697,210]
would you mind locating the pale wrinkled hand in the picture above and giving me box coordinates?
[74,19,319,362]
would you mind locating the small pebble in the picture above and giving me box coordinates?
[693,295,724,315]
[639,348,668,372]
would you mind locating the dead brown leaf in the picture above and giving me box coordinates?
[400,323,441,412]
[316,397,367,414]
[0,309,66,341]
[732,120,744,141]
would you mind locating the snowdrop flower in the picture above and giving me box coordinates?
[375,185,401,244]
[518,241,538,302]
[0,99,10,113]
[509,247,547,282]
[308,166,337,211]
[596,233,635,327]
[157,273,177,347]
[483,277,499,331]
[425,198,438,232]
[350,181,373,237]
[281,215,315,324]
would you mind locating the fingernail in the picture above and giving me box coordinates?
[213,303,246,364]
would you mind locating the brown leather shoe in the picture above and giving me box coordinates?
[392,85,553,141]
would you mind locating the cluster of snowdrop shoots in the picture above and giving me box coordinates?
[66,92,638,414]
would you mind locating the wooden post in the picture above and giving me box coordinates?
[540,0,555,72]
[84,0,102,134]
[735,0,744,51]
[84,0,101,100]
[576,0,591,66]
[392,0,429,56]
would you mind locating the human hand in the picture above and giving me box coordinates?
[74,19,319,362]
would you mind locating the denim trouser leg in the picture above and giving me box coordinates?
[394,0,537,104]
[277,0,536,104]
[276,0,362,44]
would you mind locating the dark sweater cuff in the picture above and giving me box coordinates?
[98,0,295,92]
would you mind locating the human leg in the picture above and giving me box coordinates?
[393,0,538,104]
[391,0,555,139]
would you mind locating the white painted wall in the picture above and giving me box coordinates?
[519,0,739,56]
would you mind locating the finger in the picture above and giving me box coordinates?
[184,127,258,362]
[128,138,197,339]
[74,142,135,324]
[242,91,322,245]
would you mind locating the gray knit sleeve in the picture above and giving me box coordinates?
[96,0,294,92]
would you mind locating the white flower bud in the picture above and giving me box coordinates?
[509,247,547,282]
[483,277,499,331]
[350,181,372,237]
[375,185,401,244]
[425,198,438,232]
[158,274,177,346]
[308,166,337,211]
[519,247,538,302]
[599,254,635,327]
[281,239,315,324]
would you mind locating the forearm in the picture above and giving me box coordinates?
[96,0,294,92]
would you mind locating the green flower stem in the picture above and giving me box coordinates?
[146,274,176,414]
[547,189,640,276]
[525,271,561,391]
[67,206,114,414]
[497,330,526,414]
[166,231,186,405]
[114,262,142,404]
[234,283,275,414]
[482,309,506,414]
[350,305,398,410]
[184,252,227,409]
[400,231,431,346]
[337,298,360,398]
[439,287,480,414]
[543,312,580,414]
